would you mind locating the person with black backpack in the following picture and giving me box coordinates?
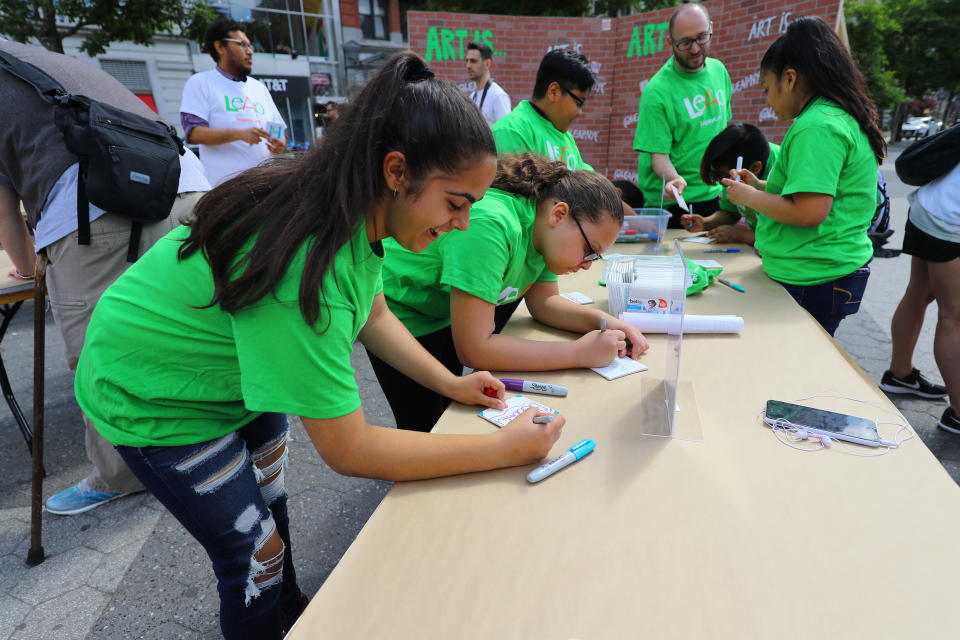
[0,38,210,516]
[880,128,960,434]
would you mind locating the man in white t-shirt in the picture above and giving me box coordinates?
[466,42,511,126]
[181,17,287,187]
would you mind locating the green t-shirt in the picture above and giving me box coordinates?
[633,57,732,205]
[492,100,593,170]
[382,188,558,337]
[755,98,877,286]
[75,223,384,447]
[718,142,781,231]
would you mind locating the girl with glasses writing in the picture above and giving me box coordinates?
[372,153,649,430]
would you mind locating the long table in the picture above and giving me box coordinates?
[289,236,960,638]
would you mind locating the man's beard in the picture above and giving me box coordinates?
[673,48,707,72]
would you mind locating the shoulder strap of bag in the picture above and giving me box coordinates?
[0,50,69,105]
[478,80,492,110]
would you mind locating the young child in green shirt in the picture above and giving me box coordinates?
[721,17,885,336]
[373,153,650,430]
[682,123,780,245]
[73,54,566,640]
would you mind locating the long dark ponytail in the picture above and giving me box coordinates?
[761,16,885,164]
[180,52,495,327]
[493,153,624,225]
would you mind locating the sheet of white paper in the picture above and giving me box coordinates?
[621,312,744,334]
[478,395,554,428]
[670,184,689,212]
[560,291,594,304]
[680,235,715,244]
[591,357,649,380]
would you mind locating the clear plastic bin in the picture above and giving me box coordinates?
[618,208,671,243]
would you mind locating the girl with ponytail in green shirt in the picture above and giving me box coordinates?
[721,17,884,336]
[74,54,566,640]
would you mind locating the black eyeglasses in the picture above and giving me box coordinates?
[560,85,587,109]
[673,32,712,51]
[571,213,603,262]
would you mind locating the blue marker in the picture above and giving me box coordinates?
[717,277,746,293]
[703,248,741,253]
[526,439,596,483]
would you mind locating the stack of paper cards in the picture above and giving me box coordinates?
[560,291,594,304]
[604,255,688,317]
[478,395,554,428]
[591,357,649,380]
[680,235,715,244]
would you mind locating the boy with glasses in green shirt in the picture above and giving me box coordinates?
[492,49,596,170]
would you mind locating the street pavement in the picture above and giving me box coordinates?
[0,140,955,639]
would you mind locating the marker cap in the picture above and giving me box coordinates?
[569,439,596,460]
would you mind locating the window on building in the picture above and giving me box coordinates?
[210,2,331,60]
[100,59,156,112]
[360,0,388,40]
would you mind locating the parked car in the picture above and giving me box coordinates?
[901,116,942,139]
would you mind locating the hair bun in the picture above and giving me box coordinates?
[408,66,435,82]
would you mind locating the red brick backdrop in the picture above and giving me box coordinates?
[407,0,842,183]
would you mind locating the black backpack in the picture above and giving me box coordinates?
[0,50,183,261]
[895,124,960,187]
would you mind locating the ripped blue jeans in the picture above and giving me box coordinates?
[116,413,301,640]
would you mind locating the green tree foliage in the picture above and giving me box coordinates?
[845,0,905,109]
[888,0,959,98]
[847,0,959,104]
[0,0,216,55]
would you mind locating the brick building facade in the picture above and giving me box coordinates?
[408,1,843,184]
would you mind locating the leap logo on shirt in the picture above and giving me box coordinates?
[497,286,521,304]
[544,141,578,169]
[682,88,727,120]
[224,96,267,115]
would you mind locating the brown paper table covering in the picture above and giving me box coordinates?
[289,234,960,639]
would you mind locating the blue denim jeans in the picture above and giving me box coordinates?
[779,265,871,337]
[116,413,301,640]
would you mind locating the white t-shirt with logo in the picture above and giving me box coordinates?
[180,69,285,187]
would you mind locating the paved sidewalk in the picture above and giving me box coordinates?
[0,140,955,639]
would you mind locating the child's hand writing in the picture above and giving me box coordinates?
[574,328,626,368]
[497,408,565,465]
[604,318,649,358]
[681,213,705,232]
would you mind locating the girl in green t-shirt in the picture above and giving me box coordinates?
[73,53,567,640]
[720,17,885,336]
[373,153,650,431]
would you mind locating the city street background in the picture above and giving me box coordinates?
[0,140,954,639]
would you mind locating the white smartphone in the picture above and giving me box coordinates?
[763,400,893,447]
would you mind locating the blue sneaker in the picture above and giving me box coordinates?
[45,479,131,515]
